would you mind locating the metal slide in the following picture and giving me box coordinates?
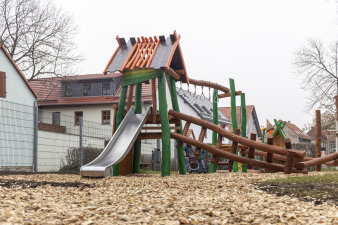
[80,106,151,177]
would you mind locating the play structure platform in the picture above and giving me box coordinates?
[80,107,151,177]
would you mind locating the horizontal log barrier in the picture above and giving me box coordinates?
[170,132,307,174]
[168,110,305,159]
[188,78,230,93]
[295,152,338,170]
[325,159,338,167]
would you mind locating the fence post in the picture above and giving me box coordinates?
[33,101,38,172]
[79,117,83,167]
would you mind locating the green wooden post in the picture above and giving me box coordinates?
[113,85,128,176]
[133,82,142,173]
[169,76,186,175]
[229,78,239,172]
[240,93,247,173]
[210,88,218,173]
[158,72,171,176]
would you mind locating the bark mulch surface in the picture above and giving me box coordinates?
[0,172,337,224]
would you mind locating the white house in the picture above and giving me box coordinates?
[0,43,37,172]
[177,88,232,144]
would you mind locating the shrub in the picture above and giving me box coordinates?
[60,147,103,171]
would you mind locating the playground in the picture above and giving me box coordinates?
[0,172,337,224]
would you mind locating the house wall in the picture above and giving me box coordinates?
[0,49,36,171]
[283,127,299,144]
[246,115,259,140]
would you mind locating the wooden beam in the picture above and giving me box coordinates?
[229,128,240,172]
[284,139,296,174]
[151,78,157,124]
[165,67,181,80]
[315,110,322,171]
[188,78,230,93]
[168,110,306,159]
[138,132,162,140]
[170,132,307,174]
[218,91,242,99]
[295,152,338,170]
[142,126,180,130]
[266,138,274,163]
[195,127,207,156]
[247,133,256,169]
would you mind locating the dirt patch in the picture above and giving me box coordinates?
[0,179,93,189]
[256,173,338,206]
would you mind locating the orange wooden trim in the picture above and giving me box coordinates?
[146,37,160,69]
[165,34,181,69]
[136,39,151,68]
[140,40,155,68]
[103,45,120,75]
[126,42,142,69]
[120,40,139,72]
[130,42,146,70]
[173,31,189,84]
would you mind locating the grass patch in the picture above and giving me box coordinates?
[257,172,338,205]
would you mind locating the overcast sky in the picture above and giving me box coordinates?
[54,0,337,129]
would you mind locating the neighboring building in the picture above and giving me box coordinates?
[276,121,312,144]
[218,105,262,139]
[177,88,232,144]
[0,43,37,171]
[307,128,336,154]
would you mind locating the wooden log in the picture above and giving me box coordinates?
[188,78,230,93]
[247,133,256,169]
[210,88,219,173]
[170,132,307,174]
[295,152,338,170]
[127,84,135,111]
[325,159,338,167]
[215,124,225,168]
[168,110,306,159]
[217,91,242,99]
[165,67,181,80]
[142,126,180,130]
[315,110,322,171]
[228,128,240,172]
[266,138,274,163]
[284,138,296,174]
[182,122,191,136]
[138,133,162,139]
[240,93,247,173]
[195,127,207,157]
[151,79,157,123]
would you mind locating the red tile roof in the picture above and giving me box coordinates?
[219,105,255,132]
[0,43,37,98]
[29,73,157,106]
[284,122,312,141]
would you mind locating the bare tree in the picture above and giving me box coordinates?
[294,38,338,113]
[0,0,82,80]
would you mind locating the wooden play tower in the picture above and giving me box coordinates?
[103,31,338,177]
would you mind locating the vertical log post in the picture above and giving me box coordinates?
[210,88,218,173]
[113,85,128,176]
[247,133,256,169]
[284,138,296,174]
[151,78,157,123]
[127,84,135,111]
[158,72,171,176]
[228,128,240,172]
[214,124,225,169]
[240,93,247,172]
[266,137,274,163]
[132,82,142,173]
[168,76,185,175]
[230,78,239,172]
[315,110,322,171]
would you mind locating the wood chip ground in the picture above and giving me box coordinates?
[0,171,337,224]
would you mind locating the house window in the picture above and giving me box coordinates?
[52,112,60,126]
[330,142,336,152]
[102,81,110,96]
[64,83,72,97]
[0,71,6,98]
[83,83,91,96]
[102,110,111,124]
[74,111,83,125]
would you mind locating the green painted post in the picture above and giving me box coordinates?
[169,76,186,175]
[113,85,128,176]
[240,93,247,173]
[210,88,218,173]
[133,82,142,173]
[158,72,171,176]
[229,78,239,172]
